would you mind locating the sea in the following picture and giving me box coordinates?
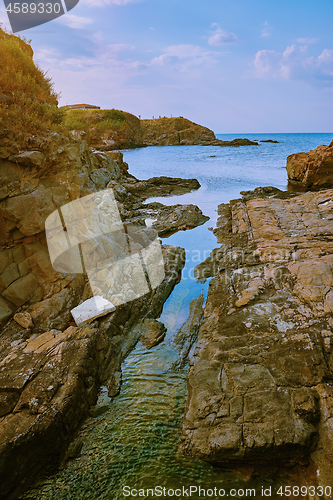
[22,133,333,499]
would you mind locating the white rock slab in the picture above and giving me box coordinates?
[71,296,116,326]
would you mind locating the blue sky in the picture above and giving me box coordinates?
[1,0,333,132]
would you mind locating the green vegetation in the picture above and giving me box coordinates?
[0,25,62,138]
[63,108,127,132]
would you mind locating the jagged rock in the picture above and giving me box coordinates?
[260,139,279,143]
[13,312,33,329]
[0,243,186,499]
[9,151,45,168]
[122,176,201,199]
[0,128,206,497]
[182,187,333,469]
[149,204,209,236]
[172,294,204,369]
[135,318,167,349]
[287,140,333,189]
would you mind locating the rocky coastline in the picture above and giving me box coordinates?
[0,139,208,499]
[3,23,333,499]
[182,183,333,486]
[1,136,333,496]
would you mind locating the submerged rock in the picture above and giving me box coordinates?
[182,187,333,471]
[172,294,205,369]
[136,318,167,349]
[286,140,333,189]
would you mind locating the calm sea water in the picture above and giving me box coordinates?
[22,133,332,500]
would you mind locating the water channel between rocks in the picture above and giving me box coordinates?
[21,134,333,499]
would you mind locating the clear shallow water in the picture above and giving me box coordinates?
[22,133,332,499]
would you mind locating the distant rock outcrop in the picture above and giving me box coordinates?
[140,119,258,147]
[140,117,216,146]
[287,140,333,189]
[63,112,259,150]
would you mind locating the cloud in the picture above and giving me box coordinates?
[297,37,318,44]
[261,21,271,38]
[57,14,93,29]
[252,43,333,87]
[150,44,221,69]
[208,24,241,46]
[34,41,143,76]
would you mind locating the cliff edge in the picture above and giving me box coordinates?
[62,110,258,150]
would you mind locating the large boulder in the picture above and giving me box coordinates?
[286,140,333,189]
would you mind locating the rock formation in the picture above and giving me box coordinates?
[0,136,209,498]
[287,140,333,190]
[172,294,205,369]
[182,186,333,483]
[140,116,216,146]
[64,113,258,150]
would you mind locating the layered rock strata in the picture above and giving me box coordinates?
[0,144,207,324]
[287,140,333,190]
[0,140,207,498]
[0,243,185,499]
[183,186,333,475]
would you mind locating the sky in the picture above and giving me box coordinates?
[1,0,333,133]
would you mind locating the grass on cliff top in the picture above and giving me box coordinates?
[0,25,62,138]
[63,108,127,131]
[141,116,195,130]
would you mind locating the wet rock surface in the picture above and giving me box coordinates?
[135,318,167,349]
[172,294,204,369]
[182,186,333,475]
[287,140,333,190]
